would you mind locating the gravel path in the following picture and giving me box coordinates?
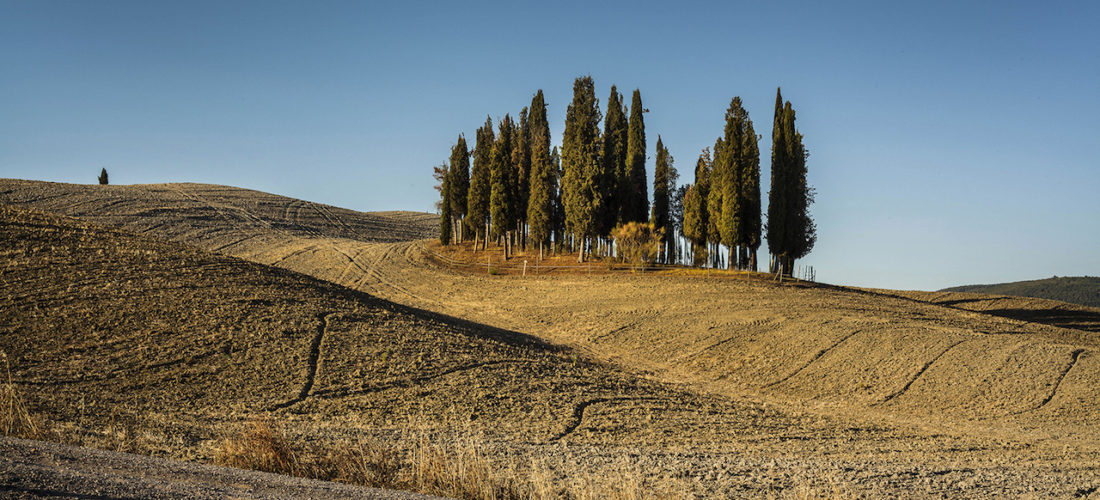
[0,437,446,500]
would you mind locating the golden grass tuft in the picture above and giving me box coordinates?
[1,351,40,440]
[215,417,299,475]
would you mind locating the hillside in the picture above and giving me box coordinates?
[942,276,1100,308]
[3,179,1100,497]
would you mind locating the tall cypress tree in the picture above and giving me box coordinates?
[602,86,628,235]
[551,146,565,253]
[515,107,532,247]
[767,89,816,274]
[527,90,555,254]
[467,116,494,248]
[681,182,704,267]
[651,136,672,263]
[706,138,724,268]
[740,117,762,270]
[490,115,517,244]
[624,89,649,223]
[718,98,746,269]
[561,76,603,262]
[449,135,470,241]
[439,164,453,245]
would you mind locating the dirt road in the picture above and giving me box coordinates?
[0,437,443,499]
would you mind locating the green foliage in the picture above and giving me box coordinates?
[526,90,555,250]
[612,221,664,271]
[466,116,495,239]
[624,89,649,223]
[98,168,109,185]
[561,76,603,253]
[651,136,673,263]
[602,86,628,235]
[490,115,517,240]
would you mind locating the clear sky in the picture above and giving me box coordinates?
[2,1,1098,290]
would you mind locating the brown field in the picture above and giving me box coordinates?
[2,179,1100,498]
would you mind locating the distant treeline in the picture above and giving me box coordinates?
[435,76,815,274]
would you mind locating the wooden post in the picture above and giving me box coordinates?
[523,260,527,277]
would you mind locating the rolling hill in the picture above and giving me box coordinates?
[942,276,1100,308]
[3,178,1100,497]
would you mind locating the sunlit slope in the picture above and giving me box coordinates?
[0,204,745,456]
[3,179,1097,435]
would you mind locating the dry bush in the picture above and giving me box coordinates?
[215,417,299,475]
[612,222,664,271]
[1,351,40,440]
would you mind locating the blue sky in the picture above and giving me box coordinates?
[2,1,1097,290]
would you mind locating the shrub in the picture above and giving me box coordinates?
[612,222,664,271]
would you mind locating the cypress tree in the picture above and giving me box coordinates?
[681,183,704,267]
[767,89,816,274]
[706,138,724,268]
[651,136,672,264]
[490,115,517,245]
[561,76,603,262]
[467,116,494,249]
[449,135,470,241]
[624,89,649,223]
[718,98,746,269]
[550,146,565,253]
[740,117,762,271]
[98,168,109,185]
[602,86,628,233]
[527,90,555,255]
[515,107,532,247]
[439,164,453,245]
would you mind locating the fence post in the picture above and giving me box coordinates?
[523,260,527,277]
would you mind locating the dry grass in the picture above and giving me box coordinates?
[215,418,299,475]
[1,351,40,440]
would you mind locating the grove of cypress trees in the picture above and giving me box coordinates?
[561,76,603,262]
[449,135,470,242]
[651,136,672,264]
[603,86,628,234]
[98,168,109,185]
[467,116,494,250]
[624,89,649,224]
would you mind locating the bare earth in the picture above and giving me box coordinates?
[2,179,1099,497]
